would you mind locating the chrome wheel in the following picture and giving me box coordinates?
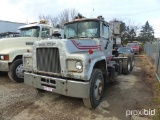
[128,61,131,71]
[16,64,24,78]
[94,79,102,100]
[132,59,134,67]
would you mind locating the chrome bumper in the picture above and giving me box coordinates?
[24,72,90,98]
[0,61,9,71]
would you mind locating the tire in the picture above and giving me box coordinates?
[130,56,135,71]
[123,57,131,75]
[83,69,104,108]
[8,59,24,83]
[118,54,123,74]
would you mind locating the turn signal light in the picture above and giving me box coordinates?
[4,55,9,60]
[89,49,93,54]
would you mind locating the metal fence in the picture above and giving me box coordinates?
[144,41,160,82]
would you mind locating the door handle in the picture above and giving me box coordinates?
[105,41,109,49]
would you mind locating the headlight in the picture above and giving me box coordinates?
[0,55,4,60]
[75,61,83,70]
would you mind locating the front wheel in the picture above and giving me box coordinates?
[83,69,104,108]
[8,59,24,83]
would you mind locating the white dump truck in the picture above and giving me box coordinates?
[23,16,134,108]
[0,20,61,83]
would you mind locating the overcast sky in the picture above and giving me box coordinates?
[0,0,160,37]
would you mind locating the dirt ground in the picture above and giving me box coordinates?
[0,57,155,120]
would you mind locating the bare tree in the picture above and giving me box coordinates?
[39,14,58,27]
[70,8,78,20]
[58,8,78,27]
[39,14,50,23]
[58,9,70,27]
[126,19,140,34]
[38,8,78,28]
[49,16,59,27]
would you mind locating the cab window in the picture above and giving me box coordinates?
[102,25,109,39]
[41,27,50,38]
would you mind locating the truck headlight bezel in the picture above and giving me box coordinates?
[67,59,83,72]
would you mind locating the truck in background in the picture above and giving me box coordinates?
[23,16,134,108]
[0,20,62,83]
[126,42,141,54]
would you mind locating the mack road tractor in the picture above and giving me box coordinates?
[23,16,134,108]
[0,20,62,83]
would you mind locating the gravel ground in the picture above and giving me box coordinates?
[0,58,154,120]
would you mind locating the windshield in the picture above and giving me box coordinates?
[20,26,40,37]
[127,43,138,47]
[64,21,100,39]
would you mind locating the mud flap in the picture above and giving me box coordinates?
[107,61,119,83]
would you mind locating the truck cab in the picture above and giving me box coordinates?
[23,16,132,108]
[0,20,54,83]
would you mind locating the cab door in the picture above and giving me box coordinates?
[100,23,113,61]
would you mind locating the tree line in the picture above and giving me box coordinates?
[39,8,78,28]
[120,20,154,44]
[38,8,155,43]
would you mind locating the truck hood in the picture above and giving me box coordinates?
[0,37,39,53]
[35,38,101,54]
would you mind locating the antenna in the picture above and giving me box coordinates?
[93,0,94,12]
[90,0,95,17]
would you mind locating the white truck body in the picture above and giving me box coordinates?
[0,20,61,82]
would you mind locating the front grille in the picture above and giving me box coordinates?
[36,48,61,74]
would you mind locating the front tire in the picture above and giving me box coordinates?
[8,59,24,83]
[83,69,104,108]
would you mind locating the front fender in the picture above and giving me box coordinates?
[0,47,32,62]
[86,52,106,80]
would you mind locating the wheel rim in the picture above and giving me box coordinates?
[128,60,131,71]
[94,79,102,100]
[16,64,24,78]
[132,59,134,67]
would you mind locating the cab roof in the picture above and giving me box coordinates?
[64,18,104,25]
[18,23,52,30]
